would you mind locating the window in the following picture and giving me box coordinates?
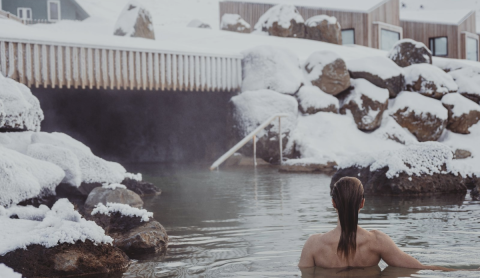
[466,37,478,61]
[17,8,32,20]
[47,0,61,21]
[429,37,448,56]
[380,29,400,51]
[342,29,355,45]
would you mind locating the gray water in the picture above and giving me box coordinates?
[122,165,480,278]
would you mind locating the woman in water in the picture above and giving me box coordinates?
[298,177,452,270]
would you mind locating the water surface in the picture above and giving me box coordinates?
[122,165,480,277]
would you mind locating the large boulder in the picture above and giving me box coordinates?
[221,14,250,33]
[297,86,339,114]
[253,4,305,38]
[0,74,43,131]
[187,19,211,29]
[84,187,144,214]
[121,177,161,196]
[340,79,389,131]
[347,56,405,98]
[113,1,155,40]
[388,39,432,67]
[441,93,480,134]
[304,15,341,44]
[390,91,448,142]
[303,51,350,96]
[448,66,480,104]
[404,64,458,99]
[242,46,303,94]
[331,142,467,195]
[230,89,298,163]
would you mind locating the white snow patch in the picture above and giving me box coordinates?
[400,9,474,25]
[305,15,338,26]
[187,19,210,28]
[442,93,480,118]
[347,56,404,79]
[297,86,339,113]
[303,50,341,84]
[125,172,142,181]
[102,183,127,190]
[4,205,50,221]
[404,64,458,94]
[221,14,251,29]
[0,264,21,278]
[0,199,112,256]
[92,202,152,222]
[390,91,448,121]
[242,45,303,94]
[253,4,304,34]
[344,79,389,107]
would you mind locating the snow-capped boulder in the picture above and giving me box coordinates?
[242,46,303,94]
[448,66,480,104]
[331,142,467,195]
[304,15,341,44]
[230,89,298,163]
[347,56,405,98]
[84,187,144,214]
[0,74,43,131]
[187,19,211,29]
[303,51,350,96]
[221,14,250,33]
[441,93,480,134]
[340,79,389,131]
[122,177,161,196]
[388,39,432,67]
[390,91,448,142]
[297,86,339,114]
[404,64,458,99]
[113,0,155,40]
[253,4,305,38]
[454,149,472,159]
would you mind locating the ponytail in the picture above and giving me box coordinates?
[330,177,364,261]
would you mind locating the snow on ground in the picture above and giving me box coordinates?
[0,199,112,256]
[92,202,153,222]
[0,264,21,278]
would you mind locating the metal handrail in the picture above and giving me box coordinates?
[210,113,289,170]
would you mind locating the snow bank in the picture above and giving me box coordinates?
[404,64,458,95]
[242,46,303,94]
[347,56,404,79]
[102,183,127,190]
[0,146,64,207]
[344,79,389,106]
[297,86,339,113]
[390,91,448,121]
[303,51,340,83]
[92,202,153,222]
[0,264,21,278]
[221,13,251,29]
[448,66,480,101]
[338,142,454,178]
[230,89,298,138]
[253,4,304,34]
[113,0,154,36]
[3,205,50,221]
[305,15,337,26]
[0,199,112,256]
[0,74,44,131]
[442,93,480,118]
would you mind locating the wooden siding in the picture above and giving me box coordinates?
[0,39,242,92]
[401,12,476,59]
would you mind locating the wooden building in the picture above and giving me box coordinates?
[400,9,479,61]
[219,0,403,50]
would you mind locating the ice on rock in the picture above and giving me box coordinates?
[92,202,153,222]
[0,264,21,278]
[241,46,303,94]
[0,199,112,256]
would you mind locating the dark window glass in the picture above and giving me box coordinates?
[429,37,448,56]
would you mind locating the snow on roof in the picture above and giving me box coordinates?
[222,0,389,13]
[400,9,474,25]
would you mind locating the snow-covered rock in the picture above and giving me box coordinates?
[297,86,339,114]
[113,0,155,40]
[304,15,341,44]
[187,19,211,29]
[390,91,448,142]
[347,56,405,98]
[92,202,152,222]
[373,115,419,145]
[441,93,480,134]
[448,66,480,104]
[242,46,303,94]
[303,51,350,96]
[0,264,21,278]
[230,89,298,163]
[340,79,389,131]
[404,63,458,99]
[221,14,250,33]
[253,4,305,38]
[0,74,43,131]
[388,39,432,67]
[0,146,65,207]
[84,187,144,214]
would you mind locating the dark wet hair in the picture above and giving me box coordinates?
[330,177,365,261]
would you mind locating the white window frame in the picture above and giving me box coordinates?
[17,7,33,20]
[462,31,479,61]
[47,0,61,21]
[373,22,403,50]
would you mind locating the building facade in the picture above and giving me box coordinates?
[0,0,88,23]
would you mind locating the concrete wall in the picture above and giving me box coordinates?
[32,87,236,164]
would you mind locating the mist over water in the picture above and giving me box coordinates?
[122,165,480,278]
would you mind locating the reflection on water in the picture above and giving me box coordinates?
[122,165,480,278]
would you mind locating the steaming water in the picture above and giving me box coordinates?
[122,165,480,278]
